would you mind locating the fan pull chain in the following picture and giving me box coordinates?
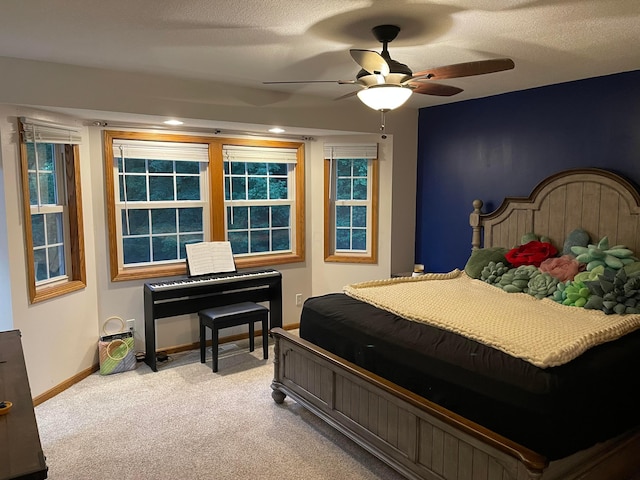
[380,110,388,139]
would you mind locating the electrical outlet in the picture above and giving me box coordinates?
[126,318,135,332]
[295,293,302,306]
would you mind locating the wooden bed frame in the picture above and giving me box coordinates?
[271,168,640,480]
[470,168,640,254]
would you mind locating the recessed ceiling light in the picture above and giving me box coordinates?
[269,127,285,134]
[164,119,184,126]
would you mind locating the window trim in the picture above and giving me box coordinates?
[104,131,215,281]
[19,137,86,303]
[324,156,378,264]
[104,132,305,281]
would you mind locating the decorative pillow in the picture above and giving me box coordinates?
[464,247,509,279]
[574,264,605,283]
[520,232,550,245]
[505,240,558,267]
[624,261,640,276]
[539,255,583,282]
[563,228,590,255]
[520,232,539,245]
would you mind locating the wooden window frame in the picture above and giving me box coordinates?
[213,139,305,270]
[19,141,86,303]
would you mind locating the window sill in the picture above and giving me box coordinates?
[31,280,86,303]
[324,254,377,264]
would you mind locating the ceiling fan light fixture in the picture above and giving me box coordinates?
[357,85,412,111]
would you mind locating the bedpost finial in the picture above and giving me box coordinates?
[470,200,484,250]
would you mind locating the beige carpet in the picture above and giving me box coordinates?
[35,338,406,480]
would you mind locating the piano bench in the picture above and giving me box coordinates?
[198,302,269,373]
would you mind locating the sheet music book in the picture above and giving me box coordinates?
[185,241,236,277]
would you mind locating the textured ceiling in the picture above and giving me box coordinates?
[0,0,638,110]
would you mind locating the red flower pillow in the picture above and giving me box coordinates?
[505,240,558,267]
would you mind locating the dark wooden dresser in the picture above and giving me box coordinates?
[0,330,48,480]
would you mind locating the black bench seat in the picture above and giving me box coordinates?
[198,302,269,372]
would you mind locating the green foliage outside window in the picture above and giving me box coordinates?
[117,157,205,266]
[335,159,368,252]
[27,143,57,206]
[121,208,204,265]
[26,143,67,282]
[31,212,66,281]
[225,161,291,255]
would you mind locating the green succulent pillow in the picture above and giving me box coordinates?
[520,232,551,245]
[464,247,510,279]
[624,261,640,276]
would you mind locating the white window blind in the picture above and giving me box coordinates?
[324,143,378,159]
[20,117,82,145]
[113,139,209,162]
[223,145,298,163]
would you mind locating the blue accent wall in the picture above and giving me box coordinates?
[415,70,640,272]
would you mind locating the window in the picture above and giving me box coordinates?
[324,144,378,263]
[223,145,298,258]
[104,132,304,281]
[113,138,209,270]
[19,118,86,303]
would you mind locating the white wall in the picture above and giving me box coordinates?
[0,56,418,398]
[0,106,100,395]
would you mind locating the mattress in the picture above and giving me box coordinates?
[299,292,640,460]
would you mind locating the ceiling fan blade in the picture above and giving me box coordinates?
[410,82,463,96]
[350,49,390,76]
[412,58,515,81]
[263,80,356,84]
[334,90,360,101]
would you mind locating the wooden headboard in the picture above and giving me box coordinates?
[470,168,640,253]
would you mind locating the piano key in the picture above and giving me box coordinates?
[147,269,280,291]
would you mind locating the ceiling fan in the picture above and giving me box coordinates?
[264,24,515,113]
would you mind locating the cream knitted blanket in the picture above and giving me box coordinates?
[343,270,640,368]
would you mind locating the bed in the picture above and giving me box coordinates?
[270,168,640,480]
